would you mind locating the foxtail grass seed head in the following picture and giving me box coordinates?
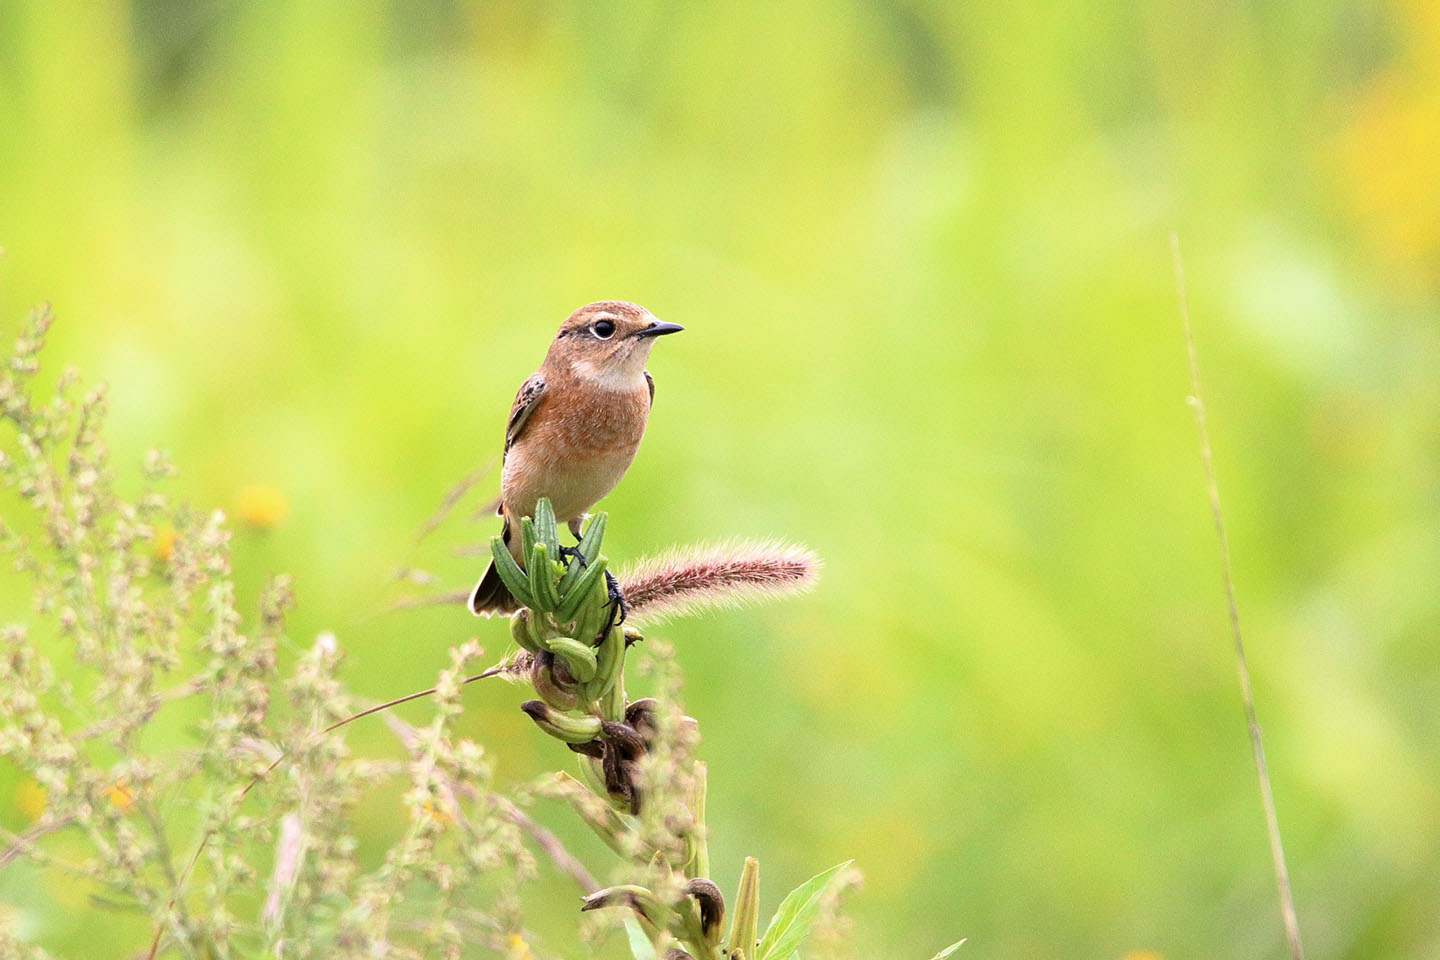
[617,540,820,624]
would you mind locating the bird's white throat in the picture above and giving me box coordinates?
[570,351,651,391]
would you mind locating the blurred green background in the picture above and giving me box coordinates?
[2,0,1439,957]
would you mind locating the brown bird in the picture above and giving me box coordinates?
[468,301,682,617]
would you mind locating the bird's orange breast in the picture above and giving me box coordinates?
[500,378,651,523]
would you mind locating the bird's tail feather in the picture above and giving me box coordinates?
[468,518,522,616]
[467,561,520,616]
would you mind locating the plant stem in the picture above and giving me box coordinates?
[1172,234,1304,960]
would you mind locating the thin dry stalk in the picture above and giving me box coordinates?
[1171,234,1304,960]
[495,798,598,894]
[390,588,471,610]
[413,461,494,544]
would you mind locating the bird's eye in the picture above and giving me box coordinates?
[592,319,616,339]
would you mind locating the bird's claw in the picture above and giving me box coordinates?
[557,544,587,568]
[604,569,627,627]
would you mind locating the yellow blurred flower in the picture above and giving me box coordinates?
[102,779,136,813]
[152,523,177,562]
[505,933,535,960]
[1120,951,1164,960]
[234,484,289,529]
[1336,0,1440,280]
[15,779,46,821]
[420,798,454,824]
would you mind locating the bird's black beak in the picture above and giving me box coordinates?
[636,320,684,338]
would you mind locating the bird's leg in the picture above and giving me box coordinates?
[604,569,627,626]
[558,517,588,568]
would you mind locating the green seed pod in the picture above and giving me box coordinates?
[577,511,608,564]
[582,626,623,701]
[532,497,561,558]
[600,664,627,722]
[573,589,608,645]
[509,610,541,653]
[489,536,536,609]
[547,636,598,683]
[519,700,601,743]
[530,652,580,710]
[529,542,560,612]
[519,515,538,570]
[558,511,608,594]
[555,554,607,621]
[526,607,553,647]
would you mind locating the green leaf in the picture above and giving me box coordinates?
[755,860,853,960]
[927,940,966,960]
[625,919,658,960]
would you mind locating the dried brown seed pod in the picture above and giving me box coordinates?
[601,740,640,813]
[623,697,659,736]
[566,739,604,758]
[684,877,725,942]
[600,719,646,760]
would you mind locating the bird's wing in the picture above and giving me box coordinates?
[644,370,655,407]
[503,371,548,460]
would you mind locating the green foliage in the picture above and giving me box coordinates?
[3,2,1440,958]
[754,862,855,960]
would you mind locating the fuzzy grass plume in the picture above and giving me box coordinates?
[617,540,820,626]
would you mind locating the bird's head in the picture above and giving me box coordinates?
[547,301,682,388]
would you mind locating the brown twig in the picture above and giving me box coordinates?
[414,461,494,544]
[495,797,599,894]
[1,816,76,867]
[389,588,471,611]
[1171,233,1304,960]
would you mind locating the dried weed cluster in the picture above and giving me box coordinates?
[0,306,538,957]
